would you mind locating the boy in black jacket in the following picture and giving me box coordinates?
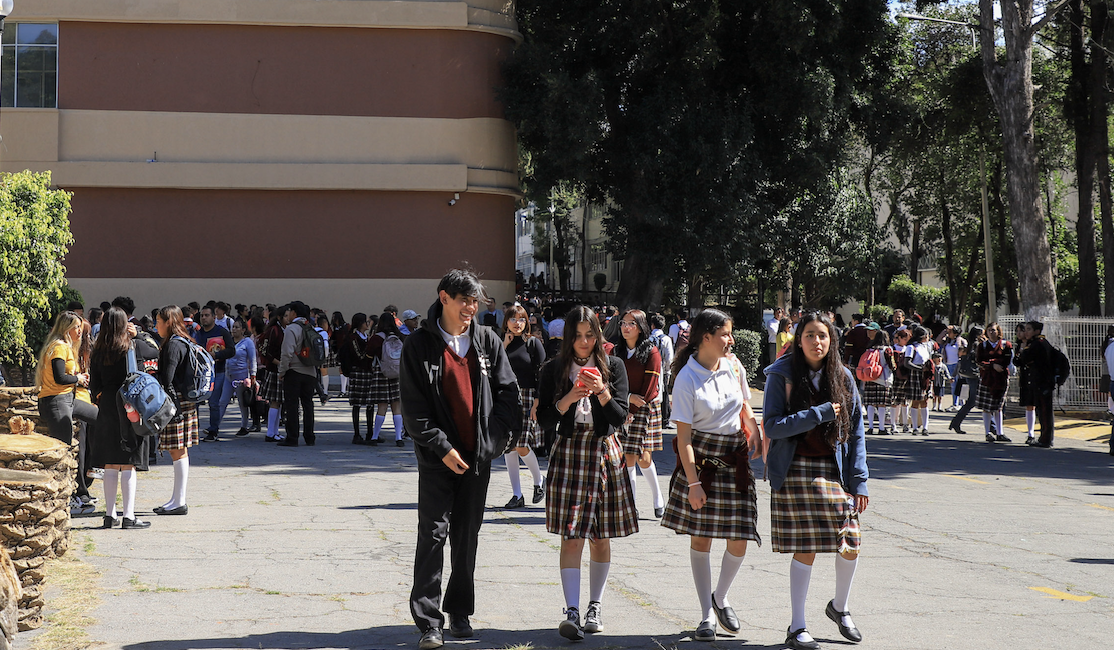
[400,269,520,650]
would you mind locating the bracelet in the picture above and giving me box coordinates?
[688,481,702,487]
[556,403,568,415]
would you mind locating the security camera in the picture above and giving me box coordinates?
[448,192,460,206]
[449,199,457,206]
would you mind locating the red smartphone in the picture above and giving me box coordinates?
[576,366,601,388]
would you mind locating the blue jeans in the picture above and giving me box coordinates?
[206,372,226,433]
[217,374,252,430]
[947,363,959,402]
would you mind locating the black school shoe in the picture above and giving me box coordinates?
[448,614,473,638]
[785,628,820,650]
[121,517,151,529]
[825,599,863,642]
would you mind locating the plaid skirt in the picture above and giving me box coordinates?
[257,368,284,404]
[620,402,663,454]
[546,423,639,540]
[368,364,401,403]
[159,399,199,451]
[514,387,542,449]
[661,429,760,542]
[325,348,339,369]
[974,379,1007,411]
[771,455,861,554]
[348,368,375,406]
[901,366,931,402]
[860,380,892,407]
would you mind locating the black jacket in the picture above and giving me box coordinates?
[537,355,629,439]
[400,301,520,471]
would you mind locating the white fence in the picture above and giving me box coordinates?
[996,315,1110,412]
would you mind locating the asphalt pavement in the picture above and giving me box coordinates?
[15,395,1114,650]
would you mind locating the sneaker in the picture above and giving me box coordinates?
[559,608,584,641]
[920,427,930,436]
[203,431,218,442]
[946,406,959,412]
[235,428,250,437]
[532,479,546,504]
[901,424,911,434]
[248,424,262,432]
[86,468,105,480]
[1025,436,1037,446]
[582,601,602,633]
[69,497,95,516]
[995,434,1012,443]
[503,495,525,509]
[986,433,996,443]
[865,427,875,436]
[79,494,98,506]
[395,439,405,447]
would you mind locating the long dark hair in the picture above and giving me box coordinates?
[91,307,131,363]
[671,308,732,377]
[788,312,853,446]
[376,312,402,337]
[615,309,653,364]
[157,305,192,341]
[331,311,346,330]
[557,305,611,388]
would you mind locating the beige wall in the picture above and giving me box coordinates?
[10,0,520,39]
[0,110,519,194]
[69,278,518,323]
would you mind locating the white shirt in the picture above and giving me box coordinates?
[668,320,690,345]
[437,320,471,358]
[905,342,932,367]
[314,326,330,356]
[671,355,751,435]
[943,337,965,365]
[1104,339,1114,377]
[767,317,780,344]
[568,359,598,424]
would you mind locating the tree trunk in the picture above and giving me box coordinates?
[979,0,1060,321]
[614,253,664,311]
[939,181,958,321]
[1071,0,1102,315]
[957,222,985,323]
[1090,0,1114,315]
[686,272,705,313]
[909,219,922,281]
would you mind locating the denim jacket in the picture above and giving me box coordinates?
[761,353,869,496]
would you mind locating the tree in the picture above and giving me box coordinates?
[0,171,74,366]
[503,0,897,311]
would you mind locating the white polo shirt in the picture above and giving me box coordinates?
[671,355,751,434]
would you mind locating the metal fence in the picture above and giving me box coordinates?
[997,315,1110,412]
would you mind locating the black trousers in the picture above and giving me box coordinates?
[1035,389,1055,446]
[38,392,98,499]
[411,459,491,632]
[282,372,316,444]
[950,376,980,429]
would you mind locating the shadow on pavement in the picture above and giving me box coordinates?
[119,625,789,650]
[1068,558,1114,564]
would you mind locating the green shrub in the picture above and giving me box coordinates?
[867,304,893,325]
[732,329,764,386]
[916,286,950,320]
[887,275,919,314]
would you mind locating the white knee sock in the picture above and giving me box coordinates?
[521,449,542,486]
[165,457,189,509]
[909,407,919,429]
[626,465,638,504]
[833,555,858,612]
[713,550,745,608]
[886,407,895,428]
[589,560,609,602]
[866,406,876,428]
[1025,410,1035,436]
[995,411,1004,436]
[898,405,907,425]
[790,559,812,633]
[505,452,522,497]
[690,548,714,624]
[267,407,280,438]
[340,375,349,393]
[561,568,581,610]
[372,415,385,441]
[982,411,993,435]
[921,407,930,429]
[103,468,120,518]
[393,414,405,441]
[121,468,137,519]
[642,461,664,509]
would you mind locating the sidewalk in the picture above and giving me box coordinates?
[16,396,1114,650]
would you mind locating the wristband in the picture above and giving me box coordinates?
[688,481,701,488]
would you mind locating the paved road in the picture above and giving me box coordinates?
[17,399,1114,650]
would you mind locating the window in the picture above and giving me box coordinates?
[1,23,58,108]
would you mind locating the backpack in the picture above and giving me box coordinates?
[120,345,177,433]
[297,322,327,367]
[1050,344,1071,387]
[376,332,404,379]
[676,321,691,349]
[173,335,216,402]
[856,348,884,383]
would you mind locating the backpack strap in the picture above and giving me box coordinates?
[126,344,138,375]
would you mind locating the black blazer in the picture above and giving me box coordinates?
[537,355,628,438]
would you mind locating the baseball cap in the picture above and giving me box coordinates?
[401,310,420,320]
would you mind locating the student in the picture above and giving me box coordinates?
[537,306,633,641]
[860,326,895,435]
[948,326,985,435]
[975,323,1013,443]
[258,307,290,442]
[776,318,794,358]
[763,312,869,650]
[401,269,519,650]
[501,303,547,508]
[329,312,350,396]
[1019,321,1056,448]
[194,305,235,442]
[930,353,951,412]
[345,313,375,445]
[88,307,160,529]
[218,320,257,437]
[277,301,318,447]
[663,309,762,641]
[154,305,199,516]
[612,309,665,518]
[890,328,911,433]
[365,313,406,446]
[902,326,934,435]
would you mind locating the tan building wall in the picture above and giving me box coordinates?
[1,0,521,316]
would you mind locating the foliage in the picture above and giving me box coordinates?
[887,275,920,314]
[0,171,74,365]
[526,182,585,292]
[503,0,898,309]
[886,274,950,319]
[731,329,764,386]
[867,304,894,325]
